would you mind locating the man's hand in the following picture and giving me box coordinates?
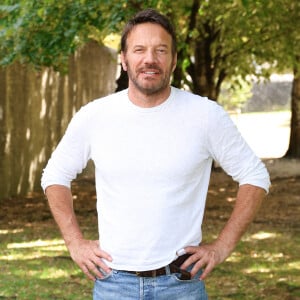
[67,238,113,281]
[180,241,230,280]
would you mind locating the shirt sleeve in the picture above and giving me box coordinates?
[207,103,271,193]
[41,106,91,192]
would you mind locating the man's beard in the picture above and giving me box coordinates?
[125,62,173,96]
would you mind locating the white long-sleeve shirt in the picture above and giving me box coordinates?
[41,87,270,271]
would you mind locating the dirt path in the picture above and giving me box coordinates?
[207,158,300,227]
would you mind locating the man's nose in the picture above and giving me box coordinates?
[144,49,157,63]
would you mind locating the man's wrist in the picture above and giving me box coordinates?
[213,238,235,261]
[64,235,85,249]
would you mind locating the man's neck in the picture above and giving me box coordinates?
[127,86,171,108]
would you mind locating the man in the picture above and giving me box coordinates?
[41,8,270,300]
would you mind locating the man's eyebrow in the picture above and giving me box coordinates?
[133,45,145,48]
[157,44,169,48]
[132,44,169,48]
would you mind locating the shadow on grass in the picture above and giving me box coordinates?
[1,172,299,299]
[1,229,299,300]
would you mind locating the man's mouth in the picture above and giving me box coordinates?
[144,71,158,75]
[140,68,161,76]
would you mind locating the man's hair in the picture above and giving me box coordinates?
[121,8,177,55]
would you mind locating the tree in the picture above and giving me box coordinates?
[237,0,300,158]
[0,0,110,72]
[0,0,165,71]
[287,66,300,157]
[269,1,300,158]
[169,0,300,156]
[1,0,299,157]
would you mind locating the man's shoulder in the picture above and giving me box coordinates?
[76,89,127,117]
[171,87,221,112]
[86,89,127,109]
[69,90,127,126]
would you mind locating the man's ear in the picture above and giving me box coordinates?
[120,52,128,71]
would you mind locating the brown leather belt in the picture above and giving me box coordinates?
[125,254,192,280]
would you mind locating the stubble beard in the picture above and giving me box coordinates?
[125,61,174,96]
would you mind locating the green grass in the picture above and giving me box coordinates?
[205,230,300,299]
[1,225,299,299]
[0,228,93,300]
[1,174,299,299]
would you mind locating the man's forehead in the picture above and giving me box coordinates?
[127,23,172,46]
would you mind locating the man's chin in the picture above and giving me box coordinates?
[140,87,165,96]
[136,82,167,95]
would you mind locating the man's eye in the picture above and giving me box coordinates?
[157,48,167,54]
[134,48,144,53]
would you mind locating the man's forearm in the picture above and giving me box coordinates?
[216,184,266,254]
[45,184,84,247]
[45,184,112,280]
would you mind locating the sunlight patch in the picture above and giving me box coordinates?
[226,196,236,202]
[250,251,284,260]
[250,231,278,240]
[244,267,271,274]
[288,261,300,270]
[227,252,242,263]
[40,268,74,279]
[0,228,24,235]
[7,239,65,249]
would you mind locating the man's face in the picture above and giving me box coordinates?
[121,22,177,97]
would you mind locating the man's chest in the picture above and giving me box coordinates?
[89,114,210,182]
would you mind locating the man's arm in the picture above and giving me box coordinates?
[181,184,266,280]
[45,184,112,281]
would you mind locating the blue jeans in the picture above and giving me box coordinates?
[93,266,208,300]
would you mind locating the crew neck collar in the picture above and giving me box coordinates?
[126,87,174,113]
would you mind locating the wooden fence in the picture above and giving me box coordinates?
[0,41,117,198]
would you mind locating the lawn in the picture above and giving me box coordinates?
[1,168,299,299]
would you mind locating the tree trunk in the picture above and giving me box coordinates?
[115,66,128,92]
[285,66,300,158]
[187,20,225,101]
[193,39,216,100]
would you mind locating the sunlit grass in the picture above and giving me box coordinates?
[250,231,278,240]
[6,239,65,249]
[1,169,299,299]
[2,233,126,299]
[0,228,24,234]
[0,228,94,299]
[205,228,300,299]
[1,227,299,299]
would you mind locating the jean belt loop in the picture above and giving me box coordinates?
[165,265,171,275]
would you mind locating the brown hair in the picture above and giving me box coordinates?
[121,8,177,55]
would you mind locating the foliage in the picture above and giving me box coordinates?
[247,0,300,72]
[0,0,106,71]
[1,0,300,157]
[0,0,165,72]
[1,0,299,86]
[218,77,252,111]
[169,0,300,100]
